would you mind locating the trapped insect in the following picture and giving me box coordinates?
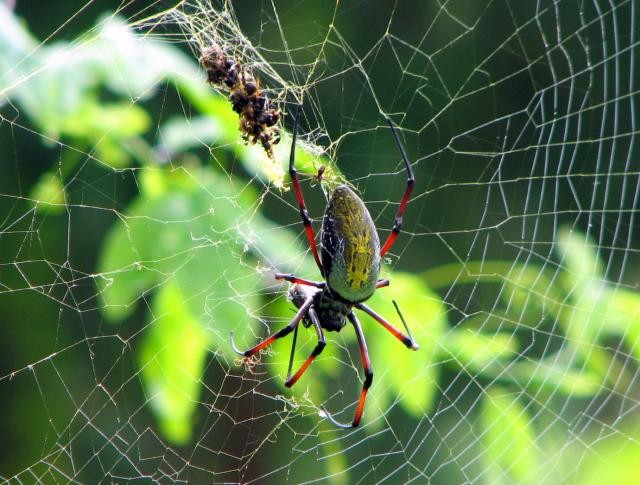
[200,43,281,158]
[231,106,418,428]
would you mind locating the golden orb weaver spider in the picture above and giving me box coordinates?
[230,105,418,428]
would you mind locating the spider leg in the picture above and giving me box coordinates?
[289,105,324,275]
[376,279,390,289]
[319,312,373,429]
[392,300,418,346]
[350,311,373,427]
[355,301,419,350]
[285,322,300,383]
[379,116,416,258]
[285,308,326,387]
[320,406,353,429]
[230,295,314,357]
[275,273,325,288]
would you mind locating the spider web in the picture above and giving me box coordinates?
[1,0,639,483]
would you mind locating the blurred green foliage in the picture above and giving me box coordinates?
[2,2,640,483]
[481,387,538,485]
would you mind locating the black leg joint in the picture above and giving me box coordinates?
[392,216,403,233]
[276,326,294,338]
[300,208,312,226]
[363,370,373,390]
[312,340,326,356]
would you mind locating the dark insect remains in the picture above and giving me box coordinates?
[200,43,281,158]
[231,106,418,428]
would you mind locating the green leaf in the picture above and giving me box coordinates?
[1,13,174,143]
[98,166,318,352]
[61,102,150,167]
[30,172,65,213]
[574,422,640,484]
[96,176,193,322]
[157,115,226,160]
[502,265,562,316]
[507,350,602,397]
[553,227,629,382]
[441,328,602,397]
[607,288,640,361]
[138,280,208,445]
[99,166,284,441]
[480,387,539,485]
[0,3,40,117]
[442,327,519,372]
[554,228,611,339]
[556,227,604,288]
[98,167,263,323]
[96,207,156,322]
[157,110,333,188]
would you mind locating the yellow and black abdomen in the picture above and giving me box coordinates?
[321,185,380,303]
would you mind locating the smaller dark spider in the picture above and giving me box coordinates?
[231,106,417,428]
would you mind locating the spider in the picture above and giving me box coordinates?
[230,106,418,428]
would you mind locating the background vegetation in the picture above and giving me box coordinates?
[1,1,639,483]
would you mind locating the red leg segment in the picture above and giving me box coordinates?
[319,312,373,429]
[379,117,416,258]
[285,308,326,387]
[289,105,324,274]
[230,296,314,357]
[275,273,325,288]
[355,302,419,350]
[350,312,373,427]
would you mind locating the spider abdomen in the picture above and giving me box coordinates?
[321,185,380,303]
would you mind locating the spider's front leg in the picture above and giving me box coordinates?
[379,116,416,258]
[275,273,325,288]
[230,296,313,357]
[231,282,325,389]
[288,104,324,274]
[276,273,388,289]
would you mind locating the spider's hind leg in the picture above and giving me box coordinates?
[349,311,373,427]
[320,311,373,428]
[285,307,326,387]
[355,301,419,350]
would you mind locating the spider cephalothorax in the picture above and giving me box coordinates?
[289,283,350,332]
[231,106,418,427]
